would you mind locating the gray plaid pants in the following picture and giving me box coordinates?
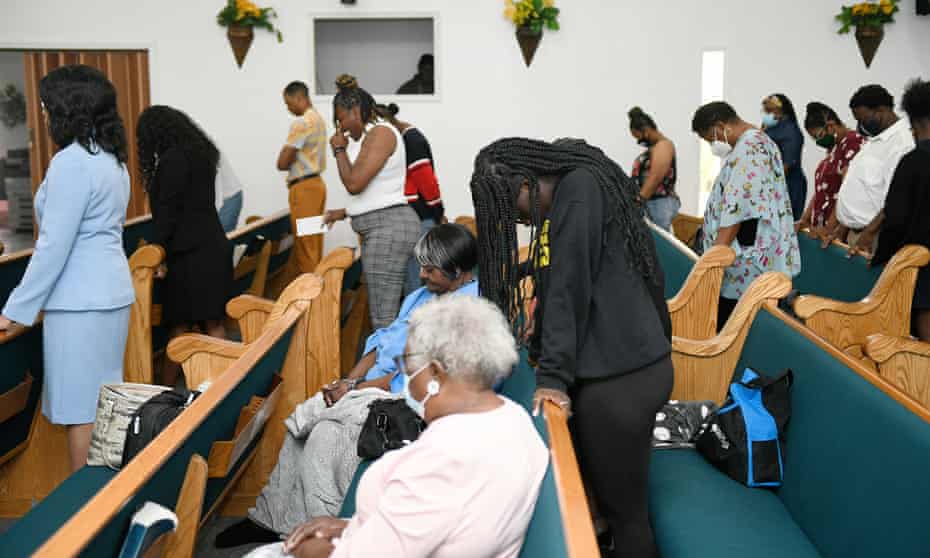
[351,204,421,329]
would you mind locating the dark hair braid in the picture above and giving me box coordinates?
[470,137,654,332]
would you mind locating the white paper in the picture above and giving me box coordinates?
[295,216,330,237]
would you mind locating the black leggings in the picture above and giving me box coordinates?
[571,356,674,558]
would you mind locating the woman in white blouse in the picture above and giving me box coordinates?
[323,75,421,329]
[249,295,548,558]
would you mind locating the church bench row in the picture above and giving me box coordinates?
[652,273,930,558]
[0,274,322,557]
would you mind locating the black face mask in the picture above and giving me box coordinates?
[858,116,882,137]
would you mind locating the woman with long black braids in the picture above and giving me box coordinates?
[470,137,673,558]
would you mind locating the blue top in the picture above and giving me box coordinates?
[3,143,135,325]
[764,117,808,197]
[364,280,479,393]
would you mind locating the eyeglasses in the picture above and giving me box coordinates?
[393,352,424,376]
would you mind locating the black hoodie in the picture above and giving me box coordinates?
[530,168,672,393]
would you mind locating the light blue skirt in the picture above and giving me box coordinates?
[42,306,130,425]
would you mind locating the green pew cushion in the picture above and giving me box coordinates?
[498,351,536,412]
[650,228,696,299]
[649,449,820,558]
[736,308,930,558]
[793,234,882,302]
[0,466,116,557]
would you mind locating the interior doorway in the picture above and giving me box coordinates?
[0,49,151,254]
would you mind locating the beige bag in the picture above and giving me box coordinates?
[87,383,171,469]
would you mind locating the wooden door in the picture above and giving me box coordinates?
[22,50,151,219]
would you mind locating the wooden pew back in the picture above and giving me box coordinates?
[865,333,930,410]
[793,244,930,360]
[5,280,311,557]
[671,272,792,404]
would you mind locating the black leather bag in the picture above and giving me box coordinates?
[121,389,199,468]
[357,399,425,460]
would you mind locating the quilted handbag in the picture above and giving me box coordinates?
[87,383,171,470]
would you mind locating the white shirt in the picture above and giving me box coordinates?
[332,397,548,558]
[214,153,244,211]
[835,118,915,229]
[345,121,407,217]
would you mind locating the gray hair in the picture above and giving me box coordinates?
[406,294,518,389]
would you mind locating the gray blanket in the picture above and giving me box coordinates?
[248,387,398,534]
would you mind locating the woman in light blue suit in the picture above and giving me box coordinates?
[0,66,135,472]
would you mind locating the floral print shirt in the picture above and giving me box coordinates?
[811,130,864,227]
[702,129,801,299]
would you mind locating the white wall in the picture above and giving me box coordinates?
[0,51,28,158]
[314,18,433,95]
[4,0,930,249]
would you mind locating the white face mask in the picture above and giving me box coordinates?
[402,362,440,419]
[710,126,733,158]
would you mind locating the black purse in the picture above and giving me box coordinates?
[357,399,426,460]
[121,389,199,468]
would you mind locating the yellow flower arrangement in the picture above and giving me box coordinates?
[218,0,283,41]
[837,0,898,33]
[504,0,560,34]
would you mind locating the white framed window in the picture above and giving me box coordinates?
[698,50,725,212]
[312,16,437,99]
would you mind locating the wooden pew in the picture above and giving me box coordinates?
[123,244,165,385]
[0,275,318,557]
[670,272,792,404]
[228,215,275,299]
[666,245,735,340]
[0,244,167,516]
[0,240,4,256]
[794,229,883,302]
[865,334,930,410]
[650,299,930,558]
[170,274,325,516]
[671,212,703,248]
[649,221,736,340]
[793,244,930,360]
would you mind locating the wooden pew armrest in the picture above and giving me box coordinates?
[672,334,737,359]
[670,272,792,404]
[227,295,275,343]
[168,334,247,363]
[226,295,275,320]
[792,294,875,319]
[865,333,930,363]
[541,400,599,557]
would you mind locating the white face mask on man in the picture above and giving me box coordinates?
[710,126,733,158]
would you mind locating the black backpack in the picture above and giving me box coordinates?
[696,367,792,487]
[121,389,199,468]
[357,399,425,460]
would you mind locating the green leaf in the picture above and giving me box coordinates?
[530,19,543,34]
[532,0,543,12]
[546,18,559,30]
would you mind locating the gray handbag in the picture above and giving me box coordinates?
[87,383,171,469]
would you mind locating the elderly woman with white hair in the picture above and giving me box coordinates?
[248,295,549,558]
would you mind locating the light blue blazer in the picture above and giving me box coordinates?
[2,142,135,326]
